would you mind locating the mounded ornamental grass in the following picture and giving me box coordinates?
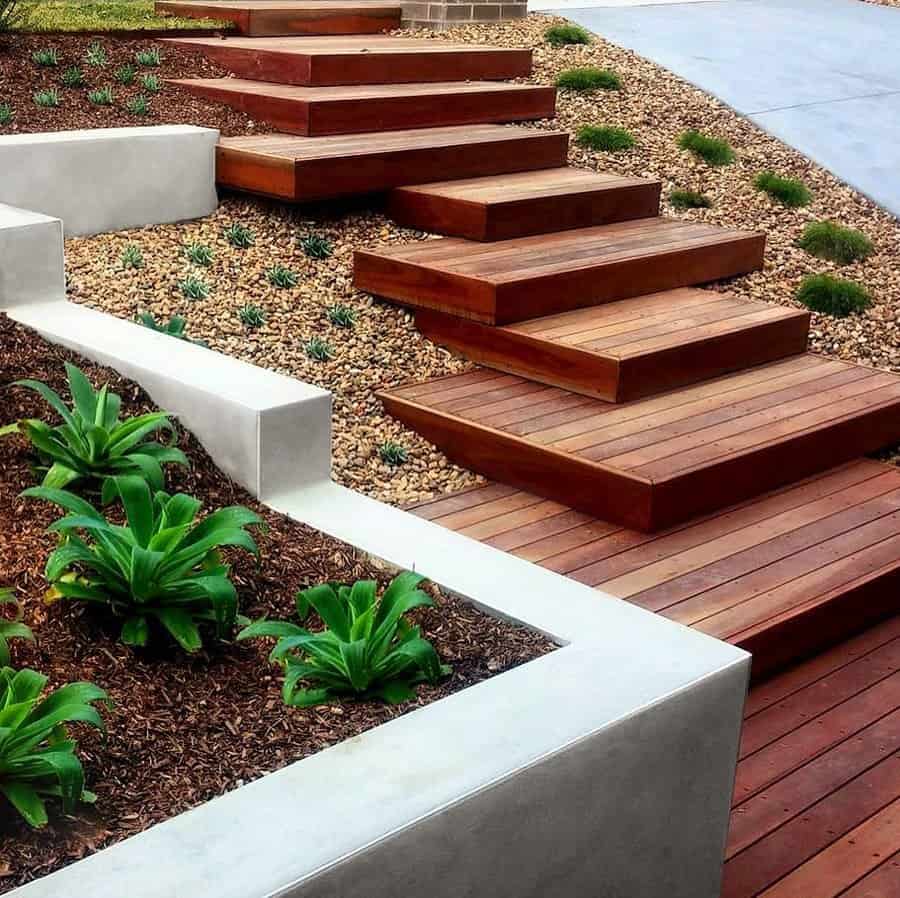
[544,23,591,46]
[796,273,871,317]
[754,171,812,207]
[669,189,712,210]
[677,130,735,166]
[17,0,232,32]
[797,220,873,265]
[576,125,635,152]
[556,67,621,91]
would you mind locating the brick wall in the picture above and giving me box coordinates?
[402,0,527,29]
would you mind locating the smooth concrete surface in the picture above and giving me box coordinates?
[557,0,900,217]
[0,204,65,307]
[0,126,219,235]
[6,300,331,498]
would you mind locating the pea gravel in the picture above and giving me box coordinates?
[67,14,900,505]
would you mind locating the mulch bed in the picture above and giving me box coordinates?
[0,33,269,136]
[0,313,554,892]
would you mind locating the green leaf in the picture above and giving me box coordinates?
[339,640,370,691]
[377,680,417,705]
[65,363,99,424]
[121,616,149,646]
[236,619,307,641]
[113,476,155,548]
[40,462,82,491]
[154,607,202,652]
[303,584,351,642]
[0,781,48,828]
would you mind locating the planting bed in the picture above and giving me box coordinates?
[0,35,266,135]
[0,313,552,892]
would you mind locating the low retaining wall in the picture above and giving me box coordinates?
[0,204,65,307]
[404,0,526,27]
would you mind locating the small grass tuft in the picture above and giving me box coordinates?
[304,336,333,362]
[575,124,634,152]
[120,243,143,269]
[797,220,873,265]
[135,47,161,67]
[184,242,213,266]
[87,86,113,106]
[137,312,207,346]
[125,94,149,116]
[754,171,811,207]
[238,304,265,328]
[61,65,85,88]
[378,441,408,467]
[668,189,712,210]
[796,274,871,317]
[0,103,13,126]
[31,47,58,67]
[299,232,333,259]
[84,41,107,67]
[544,23,591,46]
[556,66,621,91]
[326,304,356,328]
[178,274,209,300]
[33,88,60,108]
[266,264,298,289]
[224,222,254,248]
[140,74,161,94]
[115,64,136,85]
[677,130,735,166]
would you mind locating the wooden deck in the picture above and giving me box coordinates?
[415,288,810,401]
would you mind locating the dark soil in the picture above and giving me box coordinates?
[0,314,554,891]
[0,34,271,136]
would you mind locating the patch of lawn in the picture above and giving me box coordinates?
[17,0,231,32]
[797,220,873,265]
[677,130,735,166]
[556,67,621,91]
[754,171,812,207]
[575,124,635,152]
[544,23,591,46]
[669,189,712,210]
[796,273,871,317]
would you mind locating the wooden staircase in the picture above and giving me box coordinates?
[157,1,900,681]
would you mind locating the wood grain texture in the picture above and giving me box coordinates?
[415,288,810,401]
[216,126,570,201]
[165,35,532,84]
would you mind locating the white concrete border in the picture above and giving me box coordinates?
[0,204,65,307]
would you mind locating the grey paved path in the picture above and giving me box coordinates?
[553,0,900,217]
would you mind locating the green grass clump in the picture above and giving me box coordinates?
[796,274,871,317]
[304,337,333,362]
[184,242,213,266]
[33,88,59,108]
[544,23,591,46]
[797,220,873,265]
[120,243,143,269]
[32,47,58,67]
[379,441,408,466]
[140,73,161,93]
[556,66,621,91]
[115,63,136,85]
[224,222,254,248]
[326,304,356,328]
[575,124,634,152]
[87,85,113,106]
[677,130,735,166]
[0,103,13,125]
[61,65,85,87]
[669,189,712,210]
[754,171,811,207]
[266,264,297,289]
[84,41,107,67]
[179,274,209,300]
[18,0,233,33]
[299,233,333,259]
[238,304,265,328]
[125,94,149,116]
[135,47,161,67]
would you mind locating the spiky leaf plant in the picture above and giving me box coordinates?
[266,264,298,289]
[0,588,33,668]
[0,103,13,126]
[326,304,356,328]
[224,222,254,248]
[797,220,873,265]
[126,94,149,117]
[378,441,407,466]
[140,74,161,94]
[88,86,113,107]
[33,89,60,108]
[544,23,591,46]
[299,233,333,260]
[304,337,333,362]
[179,274,209,300]
[556,67,621,91]
[677,130,734,166]
[137,312,191,342]
[31,48,58,67]
[114,64,136,85]
[0,666,107,827]
[84,41,107,67]
[120,243,143,269]
[184,242,213,266]
[238,304,265,328]
[23,476,262,652]
[135,48,161,68]
[754,171,811,207]
[61,66,86,88]
[238,571,449,706]
[3,362,187,501]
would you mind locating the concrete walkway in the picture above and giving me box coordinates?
[547,0,900,217]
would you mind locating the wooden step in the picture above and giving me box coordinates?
[407,460,900,680]
[155,1,402,36]
[354,218,766,325]
[173,78,556,136]
[388,168,662,240]
[415,289,811,402]
[216,126,570,201]
[379,355,900,531]
[166,36,532,85]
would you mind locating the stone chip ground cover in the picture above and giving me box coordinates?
[0,314,553,892]
[65,14,900,505]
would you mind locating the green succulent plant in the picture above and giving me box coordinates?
[32,47,58,67]
[2,362,187,501]
[126,94,149,117]
[140,74,161,94]
[84,41,107,67]
[179,274,209,300]
[224,222,254,248]
[266,264,298,289]
[184,242,213,266]
[33,89,60,108]
[135,48,161,67]
[0,588,34,668]
[304,337,333,362]
[238,304,265,328]
[120,243,143,269]
[23,476,263,652]
[326,304,356,328]
[61,66,86,88]
[115,64,136,85]
[0,666,107,828]
[0,102,13,125]
[87,86,113,106]
[238,571,449,707]
[299,233,333,260]
[136,312,206,347]
[378,441,407,466]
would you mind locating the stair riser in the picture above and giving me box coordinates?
[169,42,533,85]
[176,82,556,136]
[415,308,811,402]
[389,181,662,241]
[355,234,767,325]
[155,2,402,35]
[216,133,571,201]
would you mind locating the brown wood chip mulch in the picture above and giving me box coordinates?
[0,314,555,891]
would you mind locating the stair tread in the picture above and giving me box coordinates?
[162,1,400,9]
[168,35,528,55]
[406,459,900,678]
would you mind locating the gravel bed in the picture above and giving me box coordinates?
[66,14,900,505]
[0,314,553,891]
